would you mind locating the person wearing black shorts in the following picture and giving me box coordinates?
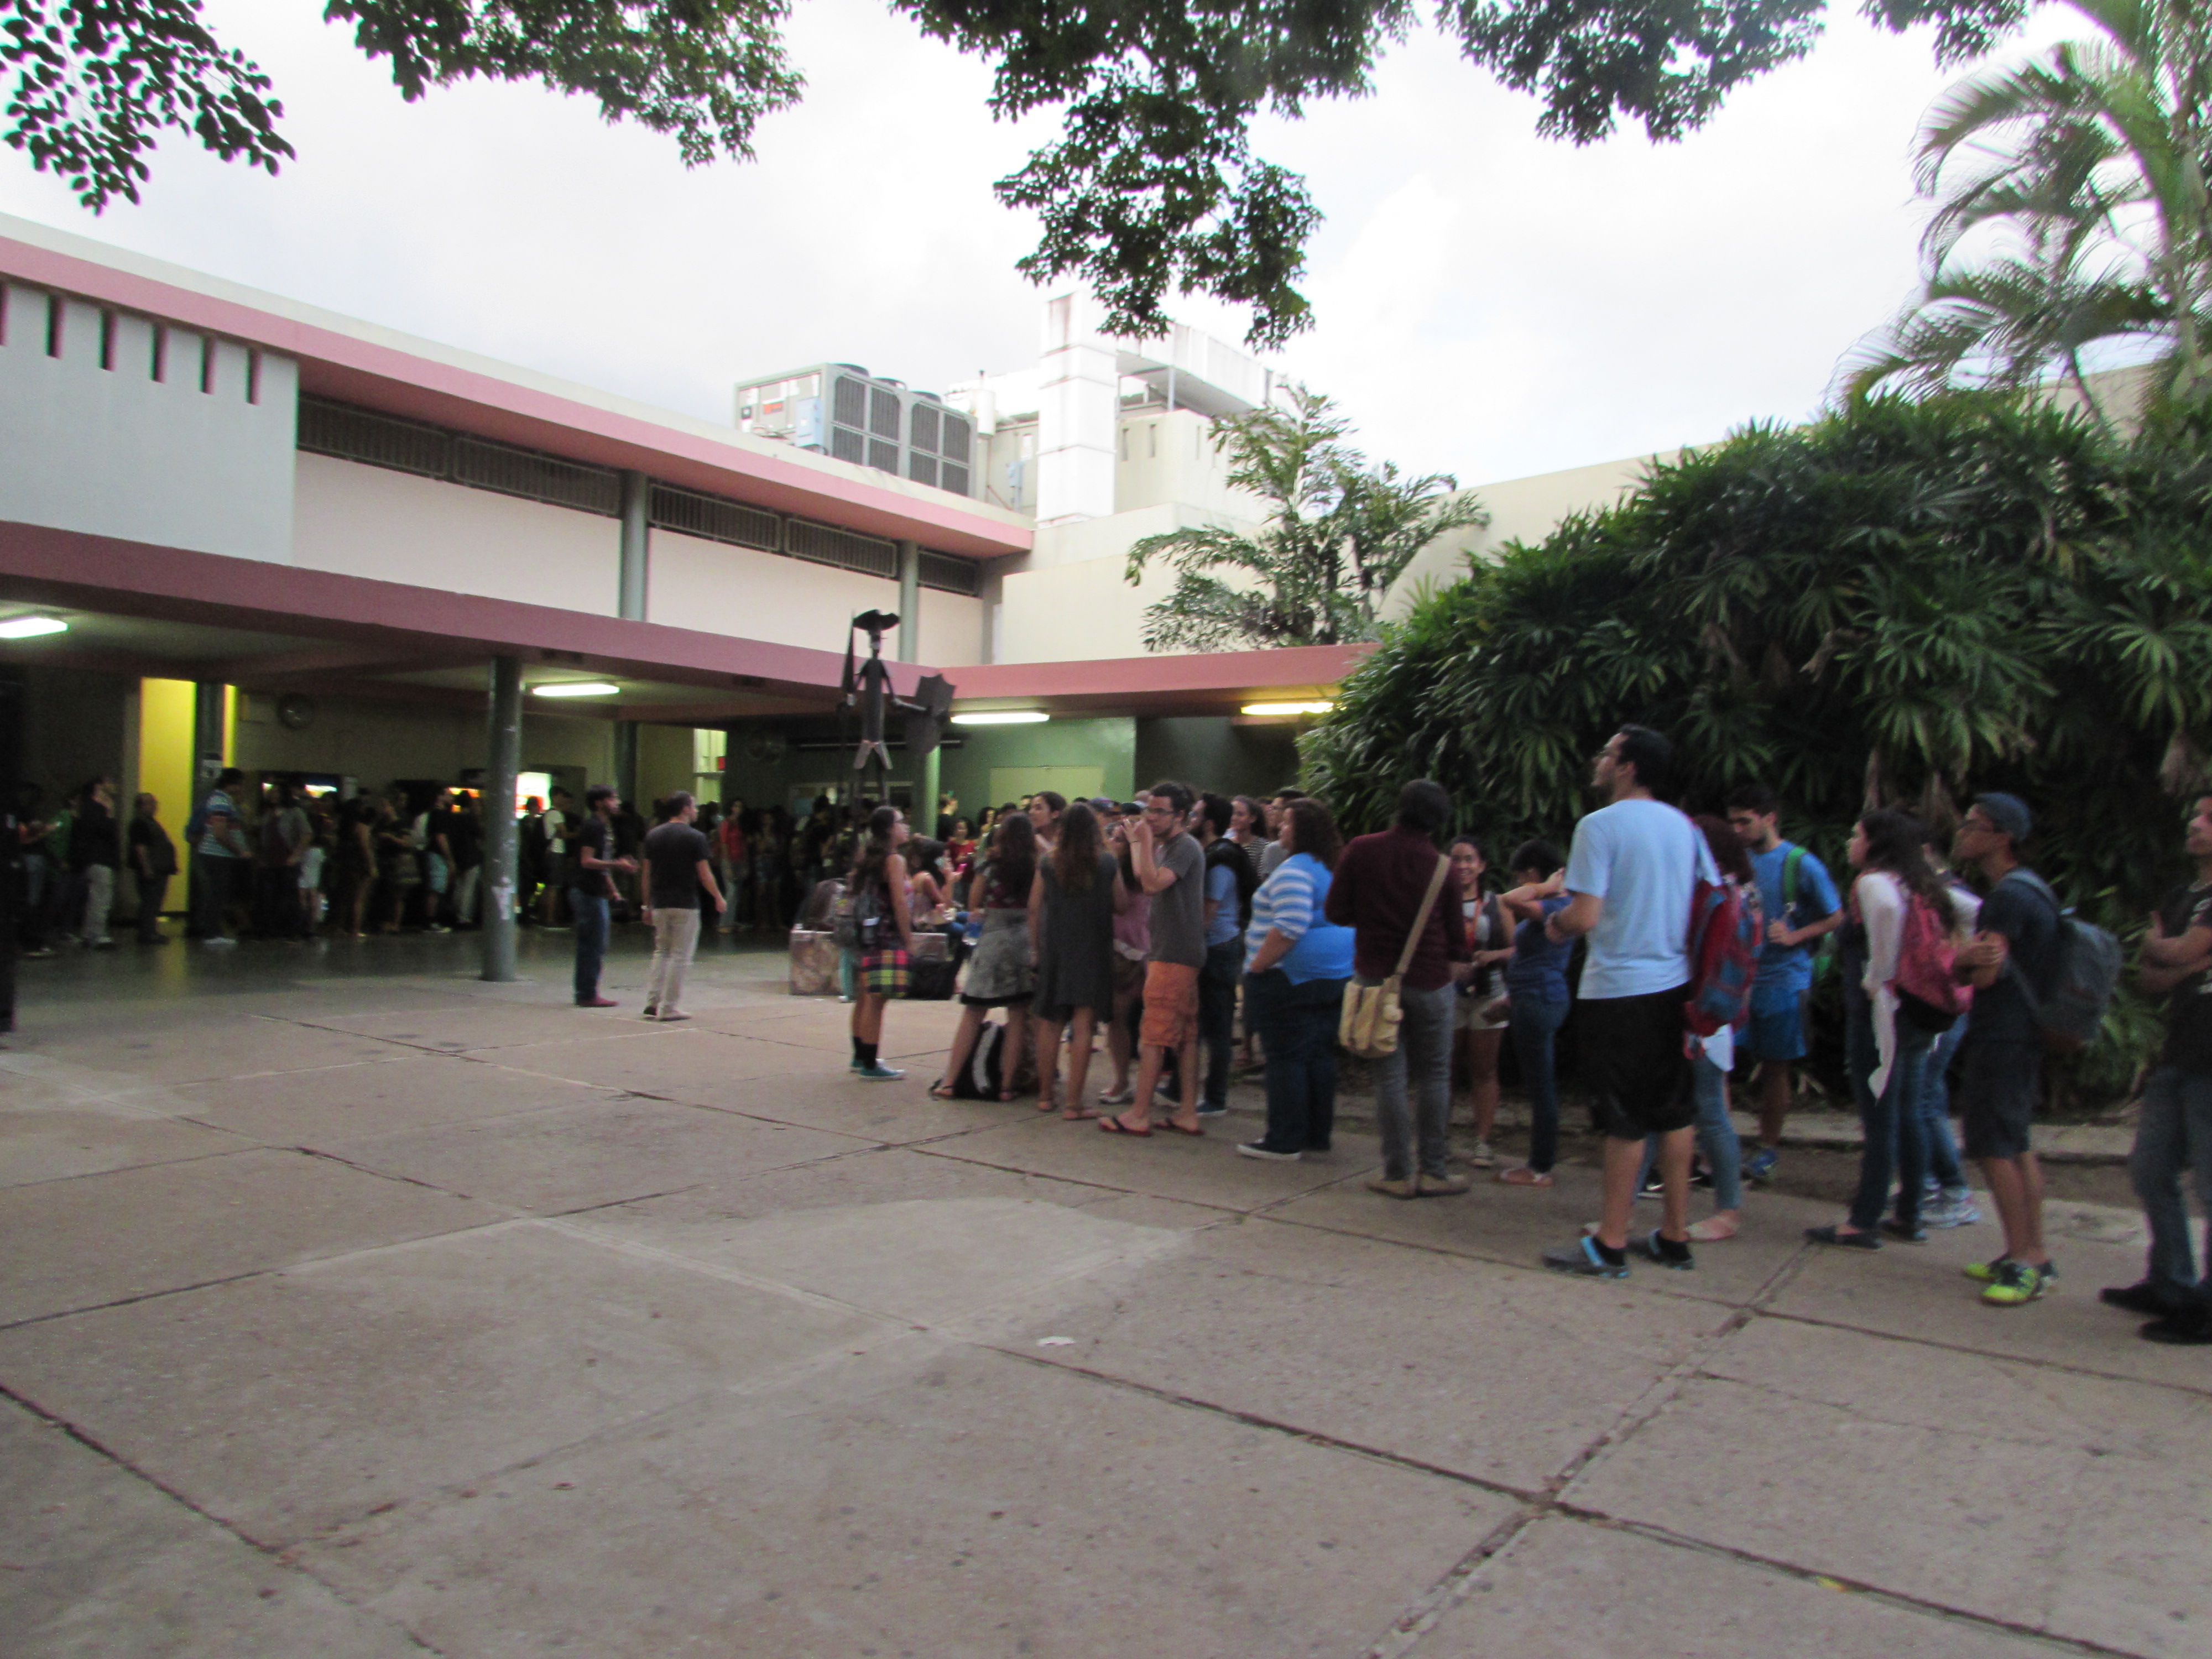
[1541,726,1717,1279]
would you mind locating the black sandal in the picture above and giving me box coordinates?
[1804,1224,1880,1250]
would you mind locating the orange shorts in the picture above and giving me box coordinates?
[1139,961,1201,1049]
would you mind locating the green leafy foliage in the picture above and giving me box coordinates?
[9,1,2031,346]
[1302,392,2212,1100]
[1122,386,1486,651]
[1848,0,2212,415]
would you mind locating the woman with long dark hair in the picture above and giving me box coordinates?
[847,804,916,1079]
[1027,802,1128,1117]
[931,812,1039,1099]
[1807,807,1960,1249]
[1235,797,1355,1160]
[1682,815,1757,1240]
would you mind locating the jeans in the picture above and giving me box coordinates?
[643,908,702,1015]
[1636,1053,1744,1210]
[195,857,241,938]
[135,872,169,940]
[79,863,114,946]
[1199,938,1242,1109]
[1507,994,1569,1173]
[1917,1015,1969,1190]
[1849,1015,1934,1233]
[2128,1066,2212,1302]
[1365,978,1454,1181]
[1245,971,1344,1151]
[570,891,610,1001]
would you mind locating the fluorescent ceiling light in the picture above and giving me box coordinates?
[531,681,622,699]
[952,709,1049,726]
[1242,700,1334,716]
[0,615,69,639]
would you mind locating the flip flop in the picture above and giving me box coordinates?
[927,1081,956,1100]
[1098,1113,1152,1136]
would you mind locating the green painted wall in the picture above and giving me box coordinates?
[1133,717,1302,801]
[938,717,1135,821]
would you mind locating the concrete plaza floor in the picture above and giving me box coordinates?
[2,929,2205,1658]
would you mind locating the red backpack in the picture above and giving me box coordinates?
[1892,890,1971,1032]
[1683,875,1761,1039]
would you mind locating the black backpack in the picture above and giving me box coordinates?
[947,1021,1006,1099]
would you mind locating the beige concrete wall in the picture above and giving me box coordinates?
[1114,407,1265,520]
[637,723,696,807]
[645,528,897,649]
[1385,453,1673,615]
[919,586,988,668]
[999,504,1257,663]
[293,453,621,615]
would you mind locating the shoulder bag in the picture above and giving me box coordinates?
[1340,853,1453,1060]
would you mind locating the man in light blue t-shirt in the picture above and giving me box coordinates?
[1725,782,1842,1183]
[1543,725,1717,1281]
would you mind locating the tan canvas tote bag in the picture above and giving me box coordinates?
[1339,853,1453,1060]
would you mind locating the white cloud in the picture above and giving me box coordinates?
[0,0,2083,484]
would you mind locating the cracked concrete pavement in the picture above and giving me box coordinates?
[1,930,2204,1657]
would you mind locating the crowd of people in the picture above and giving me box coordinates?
[19,726,2211,1348]
[829,727,2212,1347]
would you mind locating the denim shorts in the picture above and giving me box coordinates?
[1741,989,1807,1061]
[1959,1040,2041,1160]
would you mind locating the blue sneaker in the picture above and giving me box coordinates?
[1543,1237,1629,1279]
[855,1062,905,1081]
[1743,1147,1779,1184]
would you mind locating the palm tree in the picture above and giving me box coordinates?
[1123,388,1486,652]
[1845,0,2212,422]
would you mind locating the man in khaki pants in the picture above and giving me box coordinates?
[641,792,726,1021]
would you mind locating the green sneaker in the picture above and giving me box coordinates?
[1982,1259,2054,1306]
[1963,1256,2012,1283]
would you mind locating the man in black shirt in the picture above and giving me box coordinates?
[70,777,122,948]
[2110,795,2212,1344]
[127,792,178,943]
[639,791,725,1021]
[1953,792,2064,1307]
[568,785,637,1008]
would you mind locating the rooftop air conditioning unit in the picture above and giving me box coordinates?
[734,363,973,499]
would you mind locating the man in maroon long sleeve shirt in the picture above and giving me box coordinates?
[1326,779,1472,1196]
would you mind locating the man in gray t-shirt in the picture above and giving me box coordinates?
[1103,781,1206,1136]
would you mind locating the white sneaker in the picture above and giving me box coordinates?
[1467,1139,1498,1168]
[203,936,237,948]
[1098,1084,1135,1106]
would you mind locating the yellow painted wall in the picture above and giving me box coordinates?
[137,678,196,826]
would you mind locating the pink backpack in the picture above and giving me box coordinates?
[1891,891,1971,1033]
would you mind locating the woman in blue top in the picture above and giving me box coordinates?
[1237,798,1357,1161]
[1497,839,1573,1187]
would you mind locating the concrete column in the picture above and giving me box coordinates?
[481,655,522,983]
[613,719,639,808]
[921,745,941,842]
[896,539,920,663]
[618,470,650,622]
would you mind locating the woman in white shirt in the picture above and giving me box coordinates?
[1806,808,1965,1250]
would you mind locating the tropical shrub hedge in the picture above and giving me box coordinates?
[1304,393,2212,1103]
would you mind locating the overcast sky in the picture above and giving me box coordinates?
[0,1,2075,485]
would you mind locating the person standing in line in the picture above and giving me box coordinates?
[639,791,725,1021]
[1326,778,1472,1197]
[539,787,577,927]
[1804,809,1956,1251]
[1914,834,1984,1228]
[1541,726,1717,1277]
[935,792,959,842]
[1097,815,1152,1106]
[1496,841,1571,1188]
[568,784,638,1009]
[933,813,1040,1099]
[1229,797,1272,886]
[1027,790,1067,852]
[1259,788,1306,879]
[2105,795,2212,1344]
[1952,792,2064,1306]
[127,793,177,945]
[717,803,748,931]
[260,781,311,940]
[1237,797,1355,1160]
[1725,782,1844,1184]
[1101,781,1207,1136]
[1027,802,1126,1119]
[1449,836,1512,1168]
[446,789,483,930]
[848,804,916,1080]
[195,766,250,947]
[1194,793,1252,1119]
[70,776,122,950]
